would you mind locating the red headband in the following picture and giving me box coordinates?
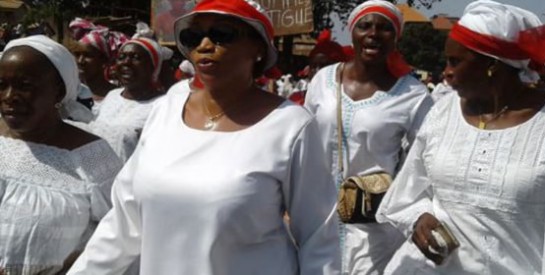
[130,38,160,68]
[450,22,545,66]
[450,22,526,60]
[349,6,401,38]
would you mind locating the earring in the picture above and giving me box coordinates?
[256,56,262,62]
[487,69,493,77]
[54,102,62,109]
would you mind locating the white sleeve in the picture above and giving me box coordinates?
[376,121,434,237]
[405,92,434,147]
[68,146,143,275]
[303,70,322,114]
[283,118,341,275]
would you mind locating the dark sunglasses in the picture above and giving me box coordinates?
[179,26,241,49]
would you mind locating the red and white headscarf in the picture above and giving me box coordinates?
[348,0,404,39]
[121,22,174,82]
[347,0,411,78]
[449,0,545,83]
[79,29,129,61]
[69,17,103,40]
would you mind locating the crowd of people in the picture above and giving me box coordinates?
[0,0,544,274]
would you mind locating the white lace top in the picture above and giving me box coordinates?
[377,93,545,274]
[88,88,163,162]
[0,137,122,275]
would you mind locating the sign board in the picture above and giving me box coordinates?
[151,0,313,45]
[256,0,314,36]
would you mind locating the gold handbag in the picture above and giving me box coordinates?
[334,63,392,224]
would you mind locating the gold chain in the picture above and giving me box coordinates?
[478,105,508,129]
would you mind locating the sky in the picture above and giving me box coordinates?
[332,0,545,45]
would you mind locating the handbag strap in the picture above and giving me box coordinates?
[336,63,345,179]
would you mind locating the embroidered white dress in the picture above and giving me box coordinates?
[305,63,434,275]
[88,88,163,162]
[68,82,341,275]
[376,93,545,275]
[0,137,122,275]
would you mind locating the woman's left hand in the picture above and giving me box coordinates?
[411,213,444,265]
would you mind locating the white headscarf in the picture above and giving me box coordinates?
[3,35,93,122]
[451,0,544,83]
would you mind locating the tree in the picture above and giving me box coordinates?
[397,22,447,74]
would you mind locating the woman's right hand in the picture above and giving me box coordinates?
[411,212,444,265]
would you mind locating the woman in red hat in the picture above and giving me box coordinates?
[68,1,340,274]
[304,1,433,274]
[289,29,348,105]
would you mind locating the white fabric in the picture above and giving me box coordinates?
[3,35,93,123]
[304,63,434,274]
[456,0,543,83]
[0,137,122,275]
[347,0,403,37]
[179,59,194,76]
[377,92,545,274]
[430,81,455,103]
[87,88,163,162]
[68,82,341,275]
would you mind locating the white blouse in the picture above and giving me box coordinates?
[0,137,122,275]
[305,63,433,274]
[88,88,163,162]
[69,82,341,275]
[377,93,545,274]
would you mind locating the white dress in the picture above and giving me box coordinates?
[377,93,545,274]
[0,137,122,275]
[88,88,163,162]
[305,63,434,275]
[68,81,341,275]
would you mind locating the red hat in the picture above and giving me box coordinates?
[309,29,347,63]
[174,0,277,70]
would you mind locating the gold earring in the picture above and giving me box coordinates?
[487,69,493,77]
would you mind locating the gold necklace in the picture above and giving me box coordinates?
[478,105,508,129]
[202,100,226,130]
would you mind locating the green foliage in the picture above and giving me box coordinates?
[397,22,447,73]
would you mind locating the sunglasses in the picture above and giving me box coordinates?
[179,26,242,49]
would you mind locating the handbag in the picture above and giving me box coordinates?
[334,63,392,224]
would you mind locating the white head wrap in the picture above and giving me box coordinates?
[179,60,195,76]
[453,0,544,83]
[3,35,93,122]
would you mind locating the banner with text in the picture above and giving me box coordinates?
[256,0,314,36]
